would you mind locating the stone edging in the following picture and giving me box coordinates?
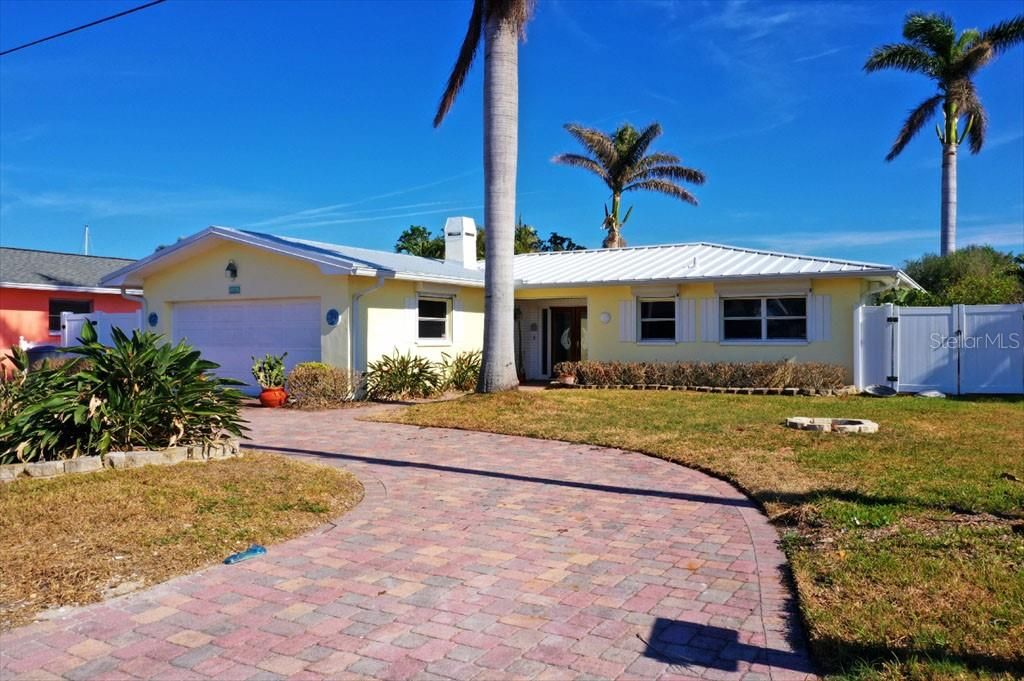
[550,382,858,396]
[0,438,242,483]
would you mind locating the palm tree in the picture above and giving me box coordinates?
[865,13,1024,256]
[434,0,533,393]
[553,122,705,248]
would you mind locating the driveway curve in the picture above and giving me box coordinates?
[1,406,814,681]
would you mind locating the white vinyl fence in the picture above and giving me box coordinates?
[61,311,143,347]
[854,303,1024,394]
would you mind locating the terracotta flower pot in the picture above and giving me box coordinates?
[259,387,288,408]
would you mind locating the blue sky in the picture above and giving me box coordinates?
[1,0,1022,265]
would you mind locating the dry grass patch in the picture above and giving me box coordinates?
[376,390,1024,679]
[0,451,362,631]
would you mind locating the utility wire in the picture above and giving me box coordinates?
[0,0,167,57]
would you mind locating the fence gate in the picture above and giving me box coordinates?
[61,311,143,347]
[854,303,1024,395]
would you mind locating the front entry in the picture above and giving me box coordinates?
[549,306,587,371]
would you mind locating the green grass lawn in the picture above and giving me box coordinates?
[376,390,1024,680]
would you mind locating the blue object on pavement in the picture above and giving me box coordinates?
[223,544,267,564]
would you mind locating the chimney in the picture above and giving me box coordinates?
[444,216,477,268]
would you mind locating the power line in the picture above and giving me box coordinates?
[0,0,167,57]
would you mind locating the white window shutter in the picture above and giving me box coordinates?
[618,299,636,342]
[452,297,463,342]
[700,297,720,342]
[406,296,418,340]
[675,298,696,343]
[808,294,831,342]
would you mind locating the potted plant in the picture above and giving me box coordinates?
[252,353,288,407]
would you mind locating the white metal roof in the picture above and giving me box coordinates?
[512,242,920,289]
[101,226,484,288]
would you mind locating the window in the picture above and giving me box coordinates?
[417,297,449,340]
[48,299,92,333]
[639,298,675,341]
[722,297,806,341]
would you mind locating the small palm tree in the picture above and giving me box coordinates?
[865,12,1024,256]
[553,122,705,248]
[434,0,534,392]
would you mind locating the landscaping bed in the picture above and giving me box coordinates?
[0,451,362,631]
[376,390,1024,680]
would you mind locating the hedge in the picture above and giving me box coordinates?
[552,360,846,390]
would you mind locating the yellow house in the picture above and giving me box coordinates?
[101,219,485,391]
[512,243,919,382]
[101,217,918,389]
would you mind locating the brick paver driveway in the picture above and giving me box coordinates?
[1,406,815,681]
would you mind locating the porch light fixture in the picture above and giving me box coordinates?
[225,260,238,279]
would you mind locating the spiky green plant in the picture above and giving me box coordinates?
[553,122,705,248]
[0,322,246,464]
[865,12,1024,255]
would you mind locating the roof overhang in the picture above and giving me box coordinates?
[100,226,382,288]
[514,268,924,291]
[0,281,143,295]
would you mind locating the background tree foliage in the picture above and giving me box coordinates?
[880,245,1024,305]
[395,217,584,259]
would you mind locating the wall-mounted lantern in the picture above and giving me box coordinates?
[225,260,238,279]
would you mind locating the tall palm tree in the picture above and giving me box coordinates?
[434,0,533,393]
[865,13,1024,256]
[553,122,705,248]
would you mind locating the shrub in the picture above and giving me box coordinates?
[286,362,360,409]
[365,350,443,401]
[0,322,246,464]
[251,352,287,389]
[440,350,482,392]
[553,360,846,390]
[878,245,1024,305]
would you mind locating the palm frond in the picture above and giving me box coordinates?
[623,179,698,206]
[955,28,981,53]
[961,82,988,154]
[886,94,943,161]
[637,152,681,166]
[617,123,662,173]
[953,41,995,79]
[563,123,616,168]
[903,12,956,54]
[627,165,706,185]
[980,15,1024,54]
[551,153,610,183]
[433,0,483,127]
[864,43,938,74]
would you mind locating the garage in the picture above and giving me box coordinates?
[172,298,321,391]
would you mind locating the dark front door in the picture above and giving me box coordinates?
[549,306,586,372]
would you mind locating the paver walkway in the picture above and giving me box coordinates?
[1,406,815,680]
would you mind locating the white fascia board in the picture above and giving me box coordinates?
[392,272,485,288]
[1,282,143,295]
[513,269,910,290]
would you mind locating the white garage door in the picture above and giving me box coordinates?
[172,299,321,392]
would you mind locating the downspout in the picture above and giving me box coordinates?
[350,274,387,373]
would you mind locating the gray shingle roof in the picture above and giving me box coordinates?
[0,247,135,289]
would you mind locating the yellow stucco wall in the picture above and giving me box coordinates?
[357,277,485,366]
[516,277,867,379]
[141,241,484,371]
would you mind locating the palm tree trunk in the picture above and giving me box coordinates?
[940,142,957,256]
[477,4,519,392]
[603,193,624,249]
